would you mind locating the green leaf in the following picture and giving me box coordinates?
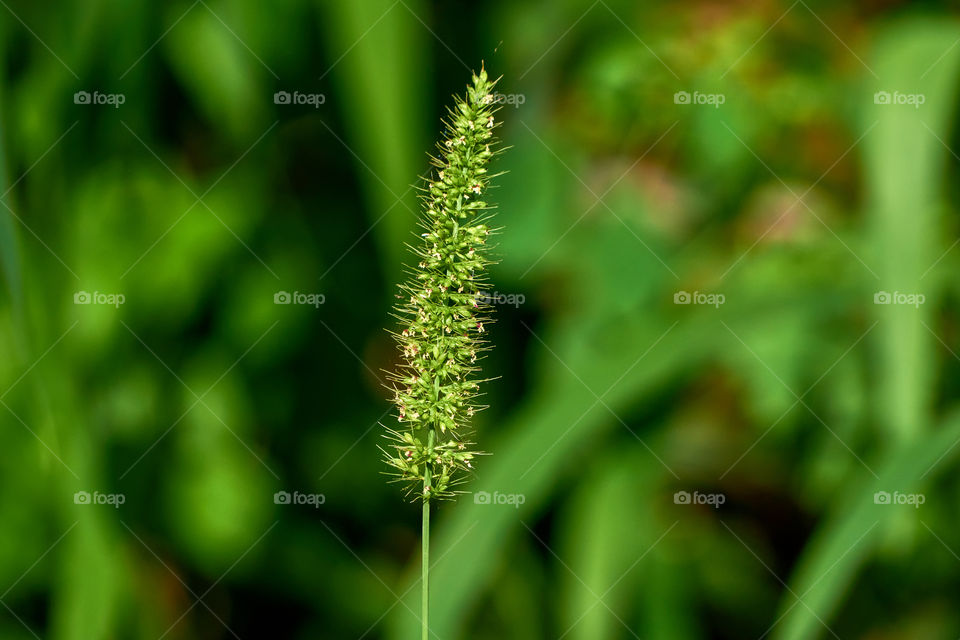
[864,17,960,443]
[773,407,960,640]
[315,0,429,280]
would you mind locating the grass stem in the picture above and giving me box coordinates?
[422,428,434,640]
[421,491,430,639]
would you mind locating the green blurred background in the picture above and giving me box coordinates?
[1,0,960,638]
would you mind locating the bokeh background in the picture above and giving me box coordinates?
[1,0,959,638]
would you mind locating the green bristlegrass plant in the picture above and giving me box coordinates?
[380,66,504,640]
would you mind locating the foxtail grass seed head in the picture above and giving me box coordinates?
[382,67,503,502]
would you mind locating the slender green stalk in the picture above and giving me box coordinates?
[421,489,430,639]
[422,429,433,639]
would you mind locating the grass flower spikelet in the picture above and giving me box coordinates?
[383,67,503,502]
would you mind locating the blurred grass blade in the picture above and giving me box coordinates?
[316,0,428,279]
[559,455,652,640]
[774,408,960,640]
[0,90,24,322]
[865,18,960,442]
[774,19,960,639]
[50,516,122,640]
[559,452,699,640]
